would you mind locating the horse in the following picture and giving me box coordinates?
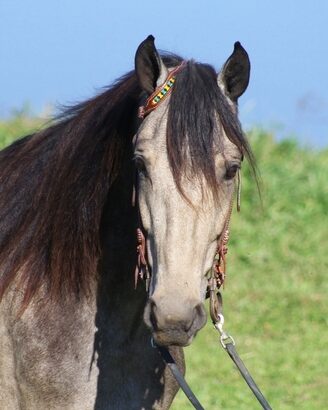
[0,35,256,409]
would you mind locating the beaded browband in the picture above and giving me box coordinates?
[138,61,187,119]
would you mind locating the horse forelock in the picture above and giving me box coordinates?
[167,60,257,199]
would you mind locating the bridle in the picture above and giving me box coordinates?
[134,61,234,294]
[138,61,187,119]
[133,62,272,410]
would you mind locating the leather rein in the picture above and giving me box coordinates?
[133,62,272,410]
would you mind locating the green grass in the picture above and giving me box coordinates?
[1,117,327,409]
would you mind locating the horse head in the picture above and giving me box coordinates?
[134,36,251,346]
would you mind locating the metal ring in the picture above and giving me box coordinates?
[220,333,235,349]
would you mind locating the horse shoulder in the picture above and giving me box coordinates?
[0,287,99,409]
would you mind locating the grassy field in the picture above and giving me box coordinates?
[1,116,327,409]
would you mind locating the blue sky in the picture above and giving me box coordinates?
[1,1,327,146]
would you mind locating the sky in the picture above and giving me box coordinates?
[1,1,327,147]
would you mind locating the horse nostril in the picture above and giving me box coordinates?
[147,299,207,335]
[193,303,205,318]
[190,303,207,333]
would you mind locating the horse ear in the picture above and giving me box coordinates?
[218,42,250,102]
[135,35,169,94]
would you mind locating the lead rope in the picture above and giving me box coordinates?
[155,344,205,410]
[209,295,272,410]
[208,171,272,410]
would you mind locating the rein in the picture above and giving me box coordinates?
[133,63,272,410]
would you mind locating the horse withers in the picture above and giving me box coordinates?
[0,36,255,409]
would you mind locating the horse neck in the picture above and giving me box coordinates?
[93,150,152,348]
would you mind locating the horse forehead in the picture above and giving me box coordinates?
[138,102,169,140]
[135,112,169,161]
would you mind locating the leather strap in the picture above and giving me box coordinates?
[156,339,272,410]
[210,292,272,410]
[138,61,187,119]
[225,342,272,410]
[156,345,205,410]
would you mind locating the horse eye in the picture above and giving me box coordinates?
[225,163,240,180]
[134,157,148,176]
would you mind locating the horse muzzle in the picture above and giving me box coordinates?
[144,297,207,347]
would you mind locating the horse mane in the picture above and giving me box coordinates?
[0,53,256,309]
[0,70,141,308]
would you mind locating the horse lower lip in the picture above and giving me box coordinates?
[152,331,194,347]
[152,323,199,345]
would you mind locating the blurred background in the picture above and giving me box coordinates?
[1,1,327,409]
[1,0,328,147]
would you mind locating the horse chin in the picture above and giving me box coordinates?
[151,330,196,347]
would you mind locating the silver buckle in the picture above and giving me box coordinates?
[214,313,235,349]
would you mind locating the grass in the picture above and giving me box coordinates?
[1,116,327,409]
